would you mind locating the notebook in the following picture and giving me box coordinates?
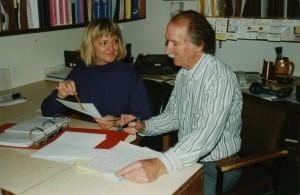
[0,115,70,148]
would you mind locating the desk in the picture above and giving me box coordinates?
[0,146,203,195]
[0,80,204,195]
[0,81,56,124]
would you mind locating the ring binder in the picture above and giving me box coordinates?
[0,114,70,148]
[30,127,47,147]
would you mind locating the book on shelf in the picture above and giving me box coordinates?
[0,114,70,148]
[2,0,17,31]
[38,0,51,28]
[27,0,40,29]
[0,1,3,31]
[124,0,131,19]
[131,0,139,19]
[139,0,146,18]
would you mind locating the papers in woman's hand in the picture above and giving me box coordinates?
[56,99,103,119]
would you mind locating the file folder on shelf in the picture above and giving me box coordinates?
[0,114,70,148]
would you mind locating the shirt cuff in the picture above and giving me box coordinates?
[138,120,152,136]
[158,150,182,173]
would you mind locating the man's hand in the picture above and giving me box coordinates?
[120,114,146,135]
[115,158,167,183]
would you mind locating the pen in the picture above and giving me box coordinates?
[116,117,141,131]
[74,94,84,111]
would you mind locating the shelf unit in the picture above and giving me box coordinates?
[0,0,146,37]
[0,18,145,37]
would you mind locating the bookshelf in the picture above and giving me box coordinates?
[0,0,146,37]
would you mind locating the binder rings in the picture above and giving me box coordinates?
[0,114,70,148]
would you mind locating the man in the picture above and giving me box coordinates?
[116,10,243,194]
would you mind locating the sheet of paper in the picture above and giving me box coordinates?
[31,131,107,164]
[56,99,103,118]
[81,141,161,173]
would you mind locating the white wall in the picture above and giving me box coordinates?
[0,0,299,89]
[0,28,84,88]
[121,0,300,76]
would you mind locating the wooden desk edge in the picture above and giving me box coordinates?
[173,165,204,195]
[1,188,15,195]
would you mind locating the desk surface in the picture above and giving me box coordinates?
[0,81,56,124]
[0,146,203,195]
[0,80,204,195]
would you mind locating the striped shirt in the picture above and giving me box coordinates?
[141,53,243,173]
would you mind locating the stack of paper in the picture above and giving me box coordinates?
[44,65,72,82]
[32,131,107,164]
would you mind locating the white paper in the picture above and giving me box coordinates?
[56,99,103,119]
[31,131,107,163]
[0,97,27,106]
[81,141,162,173]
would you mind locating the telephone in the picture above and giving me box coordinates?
[234,71,261,85]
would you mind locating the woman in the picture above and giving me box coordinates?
[41,18,151,129]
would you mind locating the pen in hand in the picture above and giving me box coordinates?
[116,117,141,131]
[74,93,84,111]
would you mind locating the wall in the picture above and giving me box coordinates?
[0,0,299,89]
[0,28,84,88]
[122,1,300,75]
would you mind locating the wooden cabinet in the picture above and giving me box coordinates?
[0,0,146,37]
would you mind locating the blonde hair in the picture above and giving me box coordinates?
[80,18,127,66]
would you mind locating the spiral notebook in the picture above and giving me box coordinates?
[0,114,70,148]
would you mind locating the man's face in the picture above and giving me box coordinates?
[165,23,202,70]
[92,35,119,65]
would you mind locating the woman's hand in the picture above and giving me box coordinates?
[56,80,77,99]
[95,115,120,129]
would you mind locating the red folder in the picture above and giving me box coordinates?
[0,123,129,149]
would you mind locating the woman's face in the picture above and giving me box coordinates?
[92,34,119,65]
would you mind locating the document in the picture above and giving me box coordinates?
[81,141,162,173]
[0,116,69,147]
[31,131,107,164]
[56,99,103,119]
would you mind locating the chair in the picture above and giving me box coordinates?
[137,79,177,151]
[216,93,289,195]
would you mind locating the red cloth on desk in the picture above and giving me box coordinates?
[0,123,129,149]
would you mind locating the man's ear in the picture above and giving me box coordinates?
[196,42,204,51]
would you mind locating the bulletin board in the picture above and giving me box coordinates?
[198,0,300,42]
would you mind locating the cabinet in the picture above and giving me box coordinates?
[0,0,146,37]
